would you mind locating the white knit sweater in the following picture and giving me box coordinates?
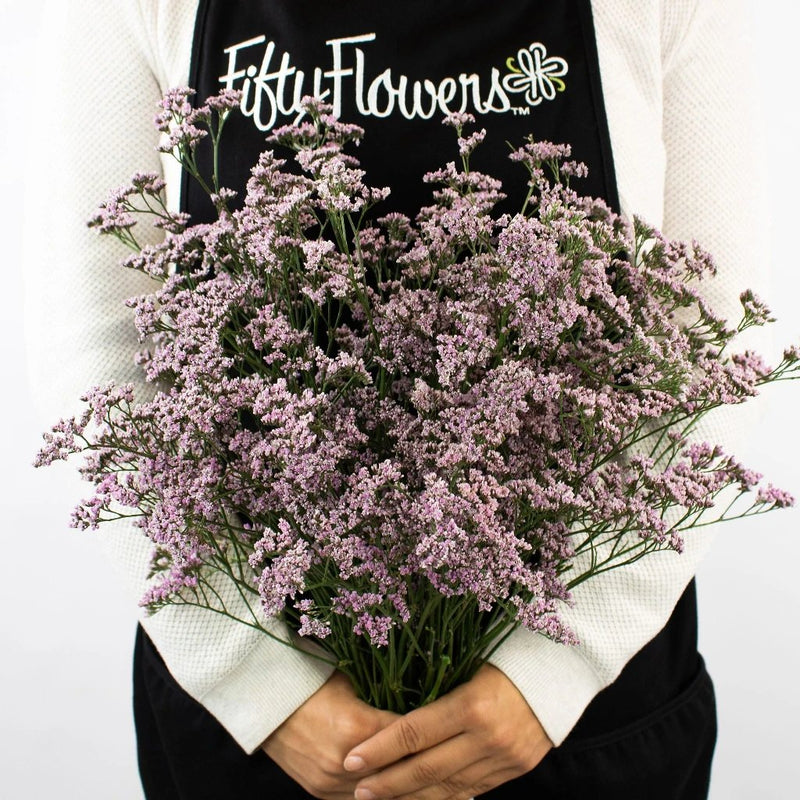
[25,0,766,754]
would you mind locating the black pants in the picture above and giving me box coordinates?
[133,584,716,799]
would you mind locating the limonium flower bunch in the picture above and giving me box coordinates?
[36,88,798,712]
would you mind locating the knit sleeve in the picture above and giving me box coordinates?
[487,0,768,746]
[24,0,333,754]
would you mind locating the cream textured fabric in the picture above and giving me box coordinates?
[25,0,765,753]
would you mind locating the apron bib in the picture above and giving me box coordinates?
[183,0,619,221]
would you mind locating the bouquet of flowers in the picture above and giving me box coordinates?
[36,88,798,712]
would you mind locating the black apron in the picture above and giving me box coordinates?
[134,2,715,797]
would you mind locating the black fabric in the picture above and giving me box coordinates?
[134,609,716,800]
[134,1,715,796]
[183,0,619,223]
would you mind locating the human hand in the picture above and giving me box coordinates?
[262,671,398,800]
[342,664,553,800]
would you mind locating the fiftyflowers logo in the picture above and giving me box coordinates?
[218,32,569,130]
[503,43,568,106]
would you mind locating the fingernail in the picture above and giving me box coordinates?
[343,755,366,772]
[354,788,376,800]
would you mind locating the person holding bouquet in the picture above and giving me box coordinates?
[27,1,769,798]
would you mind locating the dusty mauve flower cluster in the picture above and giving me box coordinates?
[36,90,798,711]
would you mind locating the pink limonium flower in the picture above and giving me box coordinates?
[35,89,800,712]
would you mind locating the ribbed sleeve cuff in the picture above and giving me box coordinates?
[486,628,605,746]
[199,637,335,754]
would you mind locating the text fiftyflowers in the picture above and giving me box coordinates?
[218,33,569,131]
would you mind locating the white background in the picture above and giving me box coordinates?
[1,2,798,798]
